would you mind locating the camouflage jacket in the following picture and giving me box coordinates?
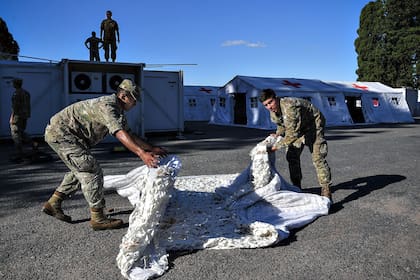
[11,88,31,119]
[100,19,119,41]
[270,97,324,149]
[45,94,130,147]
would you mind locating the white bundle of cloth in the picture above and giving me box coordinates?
[103,136,331,280]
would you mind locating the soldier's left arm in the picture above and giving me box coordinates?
[274,103,302,148]
[116,21,120,42]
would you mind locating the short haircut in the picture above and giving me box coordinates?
[13,78,23,88]
[259,88,276,102]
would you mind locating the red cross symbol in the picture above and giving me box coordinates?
[282,80,301,88]
[199,87,213,93]
[352,83,368,90]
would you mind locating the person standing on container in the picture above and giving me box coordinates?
[100,10,119,62]
[84,31,103,61]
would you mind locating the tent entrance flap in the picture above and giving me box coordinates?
[345,95,365,123]
[233,93,247,125]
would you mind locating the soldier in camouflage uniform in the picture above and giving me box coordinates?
[100,10,119,62]
[9,78,36,162]
[42,79,167,230]
[259,88,332,201]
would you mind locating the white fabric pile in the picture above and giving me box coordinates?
[104,136,331,280]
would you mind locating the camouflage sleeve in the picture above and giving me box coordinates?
[274,101,302,148]
[11,94,18,113]
[102,103,128,135]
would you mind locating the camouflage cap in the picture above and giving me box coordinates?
[119,79,140,101]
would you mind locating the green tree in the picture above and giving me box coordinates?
[0,17,19,61]
[355,0,420,89]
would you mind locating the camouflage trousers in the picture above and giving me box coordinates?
[286,128,332,189]
[45,130,105,208]
[103,40,117,61]
[10,118,31,155]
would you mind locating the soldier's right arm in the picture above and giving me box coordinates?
[100,21,104,40]
[115,129,158,168]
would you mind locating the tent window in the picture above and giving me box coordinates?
[188,98,197,107]
[219,97,226,107]
[250,97,258,108]
[328,97,336,106]
[356,99,362,108]
[210,98,215,106]
[372,98,380,107]
[391,97,399,105]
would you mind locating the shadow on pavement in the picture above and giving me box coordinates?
[329,174,406,214]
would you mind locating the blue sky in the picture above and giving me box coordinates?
[2,0,372,86]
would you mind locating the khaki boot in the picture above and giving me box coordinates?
[42,191,72,223]
[321,186,332,201]
[90,207,123,231]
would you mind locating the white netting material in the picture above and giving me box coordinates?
[104,136,330,280]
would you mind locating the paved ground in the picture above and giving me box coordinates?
[1,120,419,280]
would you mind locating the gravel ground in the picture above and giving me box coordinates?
[1,120,419,280]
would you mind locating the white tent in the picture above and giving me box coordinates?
[326,81,414,124]
[209,75,414,129]
[183,86,219,121]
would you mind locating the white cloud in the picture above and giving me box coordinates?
[221,40,266,48]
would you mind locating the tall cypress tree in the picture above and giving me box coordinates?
[0,17,19,61]
[355,0,419,89]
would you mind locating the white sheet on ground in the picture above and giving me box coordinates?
[103,136,331,280]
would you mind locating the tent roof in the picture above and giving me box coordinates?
[227,75,340,92]
[326,81,402,94]
[184,85,219,96]
[223,75,402,95]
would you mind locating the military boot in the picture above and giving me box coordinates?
[321,185,332,201]
[42,191,72,222]
[90,207,123,231]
